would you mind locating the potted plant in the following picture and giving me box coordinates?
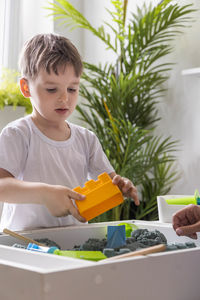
[46,0,195,222]
[0,68,32,130]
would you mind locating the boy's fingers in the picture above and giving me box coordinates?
[112,175,120,184]
[69,190,85,201]
[112,175,124,189]
[113,176,140,206]
[69,206,86,223]
[121,181,132,193]
[132,191,140,206]
[126,187,139,206]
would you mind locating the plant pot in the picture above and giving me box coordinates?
[0,106,26,132]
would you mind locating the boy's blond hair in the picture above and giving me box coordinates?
[19,33,83,79]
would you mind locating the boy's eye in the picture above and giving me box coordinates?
[67,88,76,93]
[46,88,57,93]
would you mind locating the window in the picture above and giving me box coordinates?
[0,0,6,76]
[0,0,21,77]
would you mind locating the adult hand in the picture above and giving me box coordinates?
[172,204,200,239]
[111,174,139,206]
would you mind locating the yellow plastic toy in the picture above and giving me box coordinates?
[74,172,124,221]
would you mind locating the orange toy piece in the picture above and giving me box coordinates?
[74,173,124,221]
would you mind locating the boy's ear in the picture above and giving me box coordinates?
[20,78,31,98]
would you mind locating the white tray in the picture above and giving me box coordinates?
[0,220,200,300]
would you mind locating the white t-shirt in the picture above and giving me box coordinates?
[0,116,114,230]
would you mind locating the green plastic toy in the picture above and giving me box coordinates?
[166,189,200,205]
[118,222,138,237]
[53,249,107,261]
[27,243,107,261]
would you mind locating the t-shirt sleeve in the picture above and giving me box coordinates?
[88,131,115,179]
[0,126,29,178]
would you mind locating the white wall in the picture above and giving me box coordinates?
[155,0,200,194]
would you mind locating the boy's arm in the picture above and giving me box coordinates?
[109,172,139,206]
[0,168,14,178]
[0,176,86,222]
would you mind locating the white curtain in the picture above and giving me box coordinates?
[0,0,21,73]
[0,0,54,76]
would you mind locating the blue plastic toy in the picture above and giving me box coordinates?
[106,225,126,248]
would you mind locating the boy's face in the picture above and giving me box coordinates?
[26,64,80,124]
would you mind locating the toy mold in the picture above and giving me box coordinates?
[74,172,124,221]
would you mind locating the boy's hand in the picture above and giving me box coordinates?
[172,204,200,239]
[111,174,139,206]
[43,185,86,222]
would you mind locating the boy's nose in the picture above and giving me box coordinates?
[59,91,68,102]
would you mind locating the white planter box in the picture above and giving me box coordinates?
[157,194,190,223]
[0,220,200,300]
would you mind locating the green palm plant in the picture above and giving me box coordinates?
[46,0,195,222]
[0,68,32,114]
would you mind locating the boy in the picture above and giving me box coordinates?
[0,33,139,231]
